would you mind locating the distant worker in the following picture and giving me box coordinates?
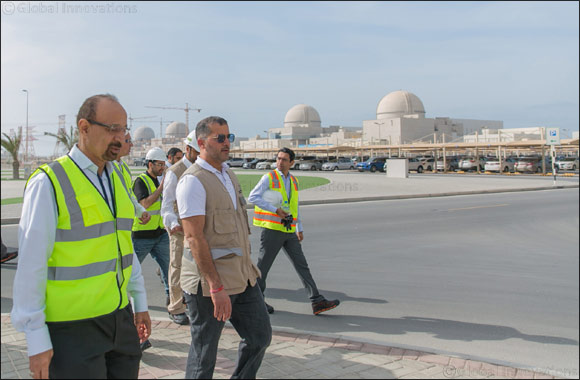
[160,131,200,325]
[176,116,271,378]
[132,147,170,350]
[11,93,151,378]
[166,147,183,168]
[249,147,340,315]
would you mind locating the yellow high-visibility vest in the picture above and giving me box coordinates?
[132,172,164,231]
[253,170,299,233]
[28,155,135,322]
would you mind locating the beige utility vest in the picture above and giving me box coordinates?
[180,163,261,297]
[167,159,188,228]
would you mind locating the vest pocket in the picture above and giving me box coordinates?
[213,209,238,234]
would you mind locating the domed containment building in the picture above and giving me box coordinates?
[266,104,324,145]
[363,90,502,145]
[134,125,156,141]
[166,121,188,138]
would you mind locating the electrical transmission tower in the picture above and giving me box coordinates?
[53,115,67,157]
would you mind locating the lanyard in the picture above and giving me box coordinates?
[97,166,116,216]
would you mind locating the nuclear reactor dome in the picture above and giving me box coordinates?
[284,104,321,128]
[133,125,155,141]
[376,90,425,119]
[166,122,188,138]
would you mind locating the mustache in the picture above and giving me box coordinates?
[108,142,122,149]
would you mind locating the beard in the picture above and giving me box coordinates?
[103,142,122,161]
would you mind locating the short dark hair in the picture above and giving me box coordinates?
[196,116,228,140]
[76,94,119,126]
[167,147,182,158]
[278,147,295,162]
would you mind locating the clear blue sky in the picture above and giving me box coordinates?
[1,1,578,156]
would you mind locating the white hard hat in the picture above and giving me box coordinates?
[262,190,283,209]
[145,147,166,161]
[184,131,200,152]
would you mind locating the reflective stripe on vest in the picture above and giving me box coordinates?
[31,155,135,322]
[132,172,164,231]
[253,170,299,233]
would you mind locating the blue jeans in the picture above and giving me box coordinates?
[183,283,272,379]
[133,232,170,295]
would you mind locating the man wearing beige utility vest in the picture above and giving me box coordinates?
[176,116,271,379]
[249,147,340,315]
[160,131,200,326]
[11,94,151,379]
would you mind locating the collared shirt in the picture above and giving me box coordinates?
[161,156,192,231]
[176,156,237,219]
[248,169,303,232]
[176,157,241,259]
[11,145,148,357]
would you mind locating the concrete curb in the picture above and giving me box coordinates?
[1,184,578,225]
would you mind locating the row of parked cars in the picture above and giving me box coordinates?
[226,156,579,173]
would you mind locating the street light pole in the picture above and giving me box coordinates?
[22,89,29,163]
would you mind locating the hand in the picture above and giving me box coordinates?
[210,290,231,322]
[297,231,304,242]
[169,225,183,235]
[134,311,151,343]
[29,349,53,379]
[276,208,289,218]
[139,212,151,225]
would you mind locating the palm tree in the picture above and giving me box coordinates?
[45,125,78,154]
[1,131,23,180]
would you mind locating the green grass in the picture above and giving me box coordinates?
[235,174,330,198]
[0,174,329,205]
[1,197,23,205]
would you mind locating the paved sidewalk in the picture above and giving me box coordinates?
[1,315,559,379]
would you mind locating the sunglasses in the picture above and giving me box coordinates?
[210,133,235,143]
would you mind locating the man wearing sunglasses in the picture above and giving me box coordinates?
[11,94,151,379]
[176,116,271,379]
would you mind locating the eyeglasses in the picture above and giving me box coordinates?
[152,161,165,166]
[210,133,235,144]
[87,119,129,135]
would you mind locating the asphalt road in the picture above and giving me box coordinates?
[2,189,578,377]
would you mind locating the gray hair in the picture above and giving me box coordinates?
[196,116,228,140]
[76,94,120,126]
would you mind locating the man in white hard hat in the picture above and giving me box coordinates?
[131,147,169,350]
[160,131,199,325]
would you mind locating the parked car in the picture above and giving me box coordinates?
[321,157,355,171]
[484,157,517,173]
[226,157,250,167]
[555,157,579,171]
[243,158,266,169]
[458,157,489,171]
[292,156,317,170]
[408,157,435,173]
[299,159,324,171]
[352,156,370,167]
[256,159,276,170]
[436,157,460,172]
[514,157,551,173]
[356,156,387,173]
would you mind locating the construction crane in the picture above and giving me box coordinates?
[128,115,157,129]
[144,103,201,133]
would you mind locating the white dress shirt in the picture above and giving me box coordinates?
[176,157,237,219]
[161,156,192,230]
[176,157,242,260]
[11,145,148,357]
[248,169,303,232]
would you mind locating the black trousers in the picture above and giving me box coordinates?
[46,305,141,379]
